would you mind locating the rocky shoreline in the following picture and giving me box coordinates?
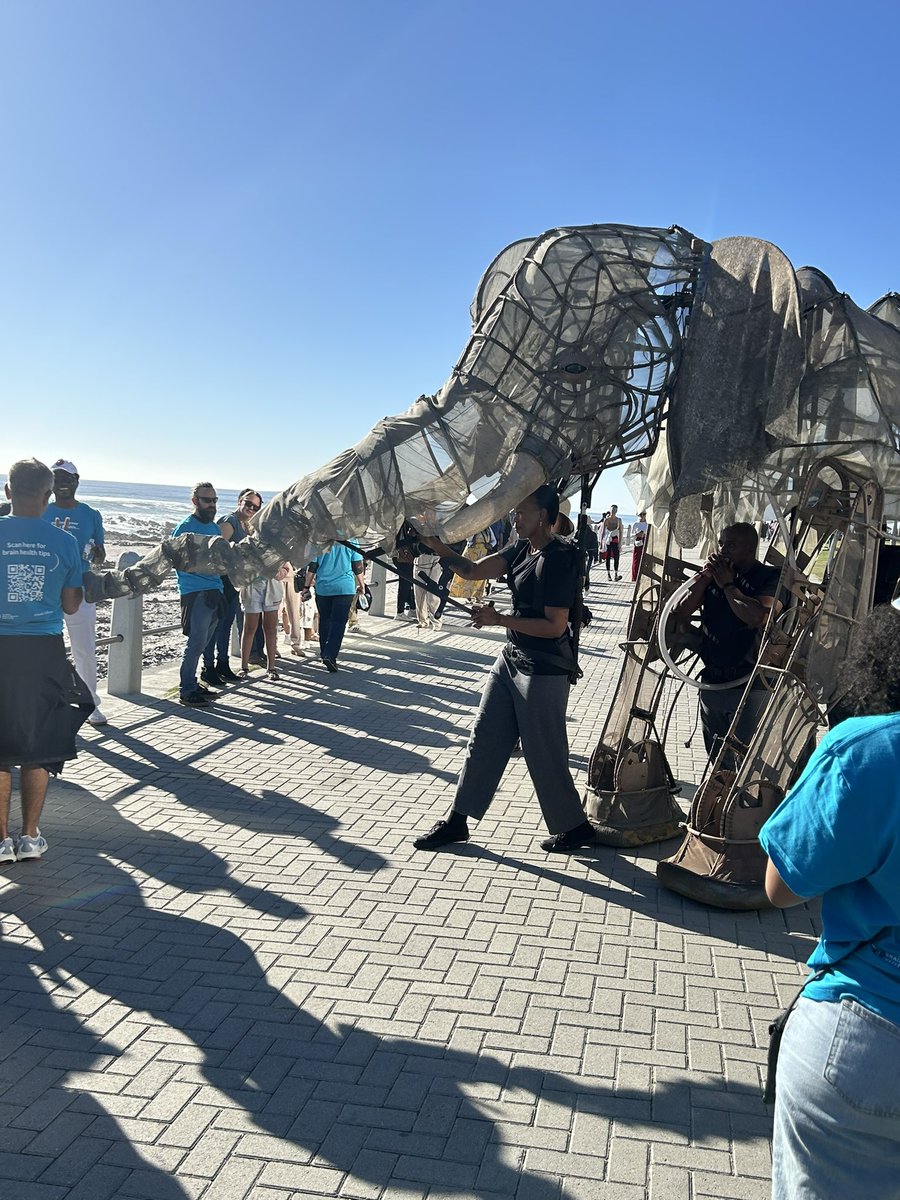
[92,542,184,681]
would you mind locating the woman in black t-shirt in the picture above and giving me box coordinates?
[411,486,596,854]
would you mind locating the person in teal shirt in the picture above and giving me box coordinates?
[43,458,108,723]
[760,603,900,1200]
[304,540,364,671]
[172,483,224,706]
[1,458,90,867]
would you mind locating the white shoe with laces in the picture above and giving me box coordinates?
[0,837,16,864]
[88,709,108,726]
[15,830,48,861]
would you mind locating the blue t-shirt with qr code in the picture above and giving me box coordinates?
[0,515,84,636]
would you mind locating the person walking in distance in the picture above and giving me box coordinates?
[601,504,623,581]
[411,485,595,855]
[0,459,92,864]
[44,459,108,725]
[578,515,599,592]
[173,483,225,708]
[631,511,650,581]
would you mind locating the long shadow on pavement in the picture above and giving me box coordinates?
[455,845,818,954]
[1,780,777,1200]
[0,935,192,1200]
[83,731,390,871]
[87,658,463,787]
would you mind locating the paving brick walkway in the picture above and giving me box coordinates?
[0,583,821,1199]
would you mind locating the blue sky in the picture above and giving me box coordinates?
[2,0,899,513]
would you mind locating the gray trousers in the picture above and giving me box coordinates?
[700,682,770,770]
[453,652,586,835]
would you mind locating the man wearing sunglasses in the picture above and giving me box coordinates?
[172,483,225,707]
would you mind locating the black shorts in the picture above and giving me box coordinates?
[0,634,93,773]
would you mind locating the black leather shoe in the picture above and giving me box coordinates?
[200,666,227,687]
[412,818,470,851]
[540,821,597,853]
[322,657,339,673]
[216,663,242,683]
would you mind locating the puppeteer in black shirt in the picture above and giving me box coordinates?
[699,561,781,684]
[499,537,581,675]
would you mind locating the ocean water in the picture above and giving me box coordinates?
[75,480,260,545]
[587,510,638,526]
[0,478,261,546]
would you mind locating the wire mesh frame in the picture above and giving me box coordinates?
[792,471,883,709]
[685,461,880,791]
[454,226,700,478]
[587,526,699,793]
[756,292,900,513]
[658,462,884,904]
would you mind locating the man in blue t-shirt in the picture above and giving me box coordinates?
[172,482,225,707]
[44,458,108,725]
[1,458,90,865]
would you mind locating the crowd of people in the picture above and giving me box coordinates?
[170,483,368,705]
[0,458,769,863]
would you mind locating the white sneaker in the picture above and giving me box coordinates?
[0,837,16,864]
[88,709,108,726]
[16,830,48,861]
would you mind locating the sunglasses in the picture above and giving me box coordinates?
[241,499,261,512]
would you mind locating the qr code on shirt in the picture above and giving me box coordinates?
[7,563,46,603]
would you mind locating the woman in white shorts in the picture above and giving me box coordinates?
[239,570,286,680]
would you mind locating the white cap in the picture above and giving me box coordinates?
[52,459,79,475]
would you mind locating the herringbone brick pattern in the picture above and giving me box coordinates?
[0,582,820,1198]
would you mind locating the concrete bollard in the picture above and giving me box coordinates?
[107,552,143,697]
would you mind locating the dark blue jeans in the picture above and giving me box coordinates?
[204,589,240,669]
[180,591,224,697]
[316,593,354,662]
